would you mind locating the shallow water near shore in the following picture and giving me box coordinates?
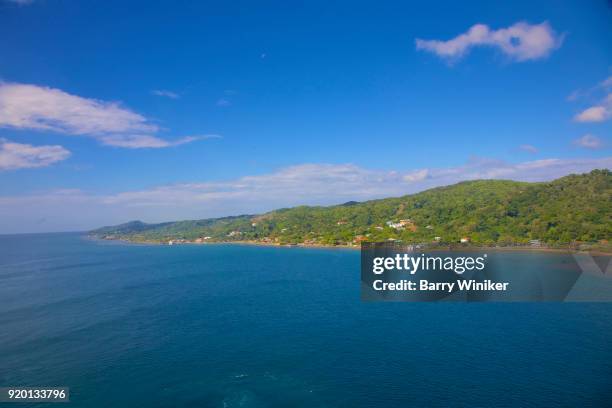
[1,232,611,407]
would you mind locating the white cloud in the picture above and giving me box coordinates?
[0,82,211,148]
[574,94,612,123]
[103,163,407,208]
[519,144,539,153]
[1,157,609,233]
[0,83,157,135]
[570,76,612,122]
[403,169,429,182]
[415,21,562,62]
[575,106,608,122]
[573,134,604,149]
[151,90,180,99]
[0,138,70,170]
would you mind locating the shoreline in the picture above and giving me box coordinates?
[87,235,612,255]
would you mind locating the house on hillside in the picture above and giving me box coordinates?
[353,235,368,244]
[400,219,417,232]
[386,220,404,229]
[529,239,541,247]
[386,219,417,231]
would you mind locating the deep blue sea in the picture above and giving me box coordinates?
[0,233,611,407]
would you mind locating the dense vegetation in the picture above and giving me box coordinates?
[91,169,612,248]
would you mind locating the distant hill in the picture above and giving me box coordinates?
[91,169,611,248]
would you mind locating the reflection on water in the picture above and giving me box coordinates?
[0,233,611,407]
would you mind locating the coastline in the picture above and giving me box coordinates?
[87,235,612,255]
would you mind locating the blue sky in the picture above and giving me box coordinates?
[0,0,611,232]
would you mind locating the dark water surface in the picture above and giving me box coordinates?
[0,233,611,407]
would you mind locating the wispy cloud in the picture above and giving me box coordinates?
[82,156,612,205]
[573,134,604,150]
[98,134,220,149]
[415,21,562,63]
[1,157,609,232]
[566,89,582,102]
[567,75,612,102]
[151,89,180,99]
[0,138,70,171]
[216,98,231,107]
[519,144,539,153]
[5,0,35,5]
[0,82,211,148]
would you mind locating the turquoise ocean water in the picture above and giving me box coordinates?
[0,233,611,407]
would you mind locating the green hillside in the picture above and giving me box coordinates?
[91,169,612,248]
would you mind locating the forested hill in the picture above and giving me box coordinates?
[91,169,611,248]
